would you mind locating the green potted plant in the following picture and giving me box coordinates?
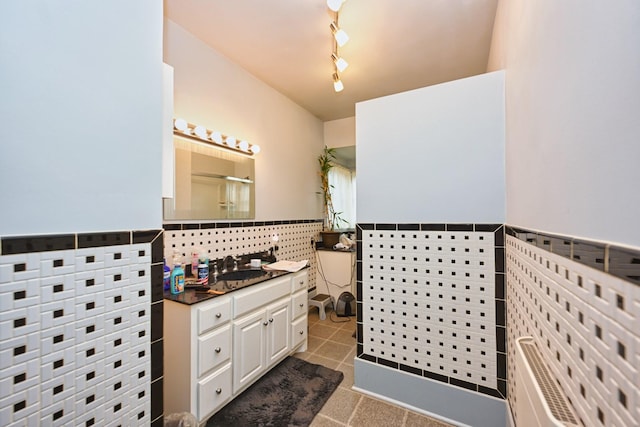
[318,146,345,248]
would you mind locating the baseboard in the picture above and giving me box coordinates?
[354,358,507,427]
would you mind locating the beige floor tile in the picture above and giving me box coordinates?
[292,351,310,361]
[310,414,346,427]
[315,340,353,362]
[307,335,326,352]
[405,411,453,427]
[348,395,406,427]
[343,347,357,365]
[328,327,358,346]
[335,362,354,389]
[306,353,341,370]
[318,386,362,424]
[309,323,340,339]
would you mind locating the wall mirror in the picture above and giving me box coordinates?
[163,138,255,220]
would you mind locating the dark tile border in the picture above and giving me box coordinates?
[506,225,640,286]
[162,219,323,231]
[355,222,507,400]
[1,234,75,255]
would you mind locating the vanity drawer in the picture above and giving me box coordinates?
[233,276,290,318]
[291,315,307,349]
[291,272,308,293]
[291,290,307,320]
[198,364,232,420]
[198,325,231,377]
[198,296,232,335]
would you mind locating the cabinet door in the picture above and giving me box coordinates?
[232,310,266,393]
[266,298,290,368]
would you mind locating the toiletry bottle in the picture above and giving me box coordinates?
[197,249,209,285]
[163,258,171,291]
[191,249,200,277]
[170,255,185,295]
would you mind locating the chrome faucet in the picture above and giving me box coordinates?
[222,255,238,274]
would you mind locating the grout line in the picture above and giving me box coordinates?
[401,409,409,427]
[345,394,364,427]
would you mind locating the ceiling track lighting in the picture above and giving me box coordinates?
[172,118,260,155]
[329,2,348,92]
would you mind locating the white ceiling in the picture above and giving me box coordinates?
[164,0,499,122]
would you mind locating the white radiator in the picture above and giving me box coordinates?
[515,337,579,427]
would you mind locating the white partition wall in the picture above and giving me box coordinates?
[354,71,507,427]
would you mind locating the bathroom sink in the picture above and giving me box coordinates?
[217,269,269,282]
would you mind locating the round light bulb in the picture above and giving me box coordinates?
[194,125,207,139]
[226,136,236,148]
[210,131,223,144]
[174,118,188,131]
[327,0,343,12]
[250,144,261,154]
[238,140,249,151]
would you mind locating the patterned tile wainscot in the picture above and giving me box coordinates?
[356,223,507,399]
[506,228,640,427]
[0,230,164,427]
[163,220,323,292]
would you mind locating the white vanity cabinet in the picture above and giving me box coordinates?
[163,295,233,422]
[163,270,308,424]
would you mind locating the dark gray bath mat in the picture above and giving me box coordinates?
[207,356,343,426]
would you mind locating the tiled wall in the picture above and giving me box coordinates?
[506,228,640,426]
[163,220,323,291]
[356,223,507,399]
[0,230,164,427]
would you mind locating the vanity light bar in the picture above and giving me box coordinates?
[173,118,260,155]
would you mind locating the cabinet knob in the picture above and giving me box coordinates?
[263,321,269,326]
[215,347,221,353]
[299,280,304,285]
[299,303,304,307]
[269,318,274,323]
[299,330,304,335]
[216,388,222,394]
[215,313,222,318]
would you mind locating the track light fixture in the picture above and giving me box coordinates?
[333,73,344,92]
[329,2,348,92]
[329,21,349,47]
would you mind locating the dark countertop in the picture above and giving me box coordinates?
[164,268,298,305]
[316,247,356,252]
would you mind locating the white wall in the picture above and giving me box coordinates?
[163,20,324,222]
[356,71,505,224]
[0,1,163,236]
[324,117,355,149]
[488,0,640,247]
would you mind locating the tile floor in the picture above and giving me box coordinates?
[294,306,453,427]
